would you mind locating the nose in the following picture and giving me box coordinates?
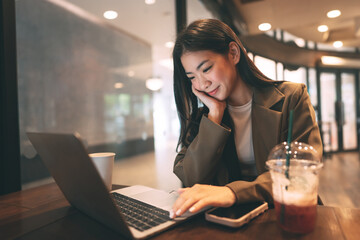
[196,75,211,91]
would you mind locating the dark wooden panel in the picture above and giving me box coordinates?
[0,194,74,239]
[0,182,65,209]
[17,211,123,240]
[0,205,351,240]
[1,182,358,239]
[0,183,126,239]
[0,204,28,219]
[0,183,71,239]
[319,152,360,208]
[333,207,360,240]
[153,207,345,240]
[0,203,74,239]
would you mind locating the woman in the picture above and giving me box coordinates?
[171,19,322,218]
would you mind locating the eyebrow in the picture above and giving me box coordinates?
[185,60,209,75]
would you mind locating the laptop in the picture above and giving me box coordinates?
[27,132,201,239]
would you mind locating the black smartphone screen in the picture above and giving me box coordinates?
[209,202,265,219]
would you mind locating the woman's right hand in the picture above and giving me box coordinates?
[171,184,236,218]
[192,86,226,125]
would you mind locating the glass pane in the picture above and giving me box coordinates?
[317,43,356,53]
[247,52,254,61]
[16,0,182,190]
[284,67,307,85]
[320,72,338,152]
[341,73,357,150]
[276,62,283,81]
[308,68,317,106]
[264,30,274,37]
[283,31,305,47]
[307,41,315,49]
[275,29,282,41]
[254,55,276,80]
[317,43,338,51]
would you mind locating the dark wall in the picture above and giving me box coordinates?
[0,0,21,194]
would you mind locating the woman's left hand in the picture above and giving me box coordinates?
[171,184,236,218]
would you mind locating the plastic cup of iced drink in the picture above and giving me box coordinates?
[266,142,323,234]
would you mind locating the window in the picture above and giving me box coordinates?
[308,68,317,106]
[284,67,307,85]
[317,42,357,52]
[15,0,180,189]
[254,55,276,80]
[276,62,284,80]
[283,31,305,48]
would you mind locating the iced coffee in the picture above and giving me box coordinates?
[266,142,323,234]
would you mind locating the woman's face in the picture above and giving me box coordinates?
[180,49,239,101]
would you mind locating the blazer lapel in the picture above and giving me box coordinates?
[252,85,284,173]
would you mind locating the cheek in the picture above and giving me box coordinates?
[211,71,225,84]
[218,67,235,84]
[212,65,228,82]
[190,80,199,89]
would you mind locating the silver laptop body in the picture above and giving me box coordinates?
[27,132,193,239]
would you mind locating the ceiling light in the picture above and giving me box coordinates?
[103,10,118,20]
[128,71,135,77]
[321,56,360,68]
[145,0,156,5]
[165,41,174,48]
[146,78,163,91]
[327,10,341,18]
[317,25,328,32]
[114,82,124,89]
[258,23,271,31]
[333,41,343,48]
[321,56,343,65]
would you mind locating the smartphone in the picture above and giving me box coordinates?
[205,201,268,228]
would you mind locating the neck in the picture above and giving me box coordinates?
[228,76,253,106]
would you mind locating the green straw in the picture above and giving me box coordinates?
[281,110,294,224]
[285,110,294,180]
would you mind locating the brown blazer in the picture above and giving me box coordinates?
[173,82,323,204]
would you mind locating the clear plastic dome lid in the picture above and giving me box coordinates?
[266,142,323,175]
[267,141,321,162]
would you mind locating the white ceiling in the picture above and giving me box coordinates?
[65,0,212,48]
[233,0,360,47]
[63,0,360,50]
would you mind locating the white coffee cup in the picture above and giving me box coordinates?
[89,152,115,191]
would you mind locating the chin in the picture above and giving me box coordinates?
[213,96,225,101]
[215,92,227,101]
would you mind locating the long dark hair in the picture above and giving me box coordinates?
[173,19,276,151]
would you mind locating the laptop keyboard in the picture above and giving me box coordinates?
[111,192,171,232]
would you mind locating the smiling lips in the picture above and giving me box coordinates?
[207,86,219,96]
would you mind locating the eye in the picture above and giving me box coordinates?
[203,65,213,73]
[187,76,195,81]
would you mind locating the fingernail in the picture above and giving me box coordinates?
[169,210,175,218]
[176,209,181,216]
[189,206,195,212]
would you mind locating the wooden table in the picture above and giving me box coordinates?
[0,183,359,240]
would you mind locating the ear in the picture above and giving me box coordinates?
[228,42,240,65]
